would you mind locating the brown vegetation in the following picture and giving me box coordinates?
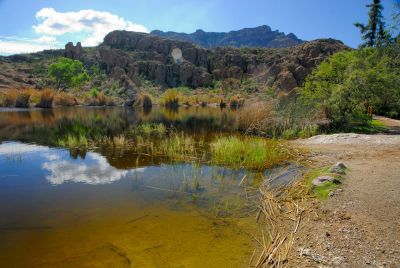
[15,90,31,108]
[136,94,153,107]
[229,94,245,108]
[54,92,77,106]
[36,89,54,108]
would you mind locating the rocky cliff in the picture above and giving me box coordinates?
[95,30,347,92]
[151,25,304,48]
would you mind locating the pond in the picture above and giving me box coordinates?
[0,107,291,267]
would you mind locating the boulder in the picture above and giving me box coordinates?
[329,162,347,175]
[312,175,341,187]
[277,71,298,91]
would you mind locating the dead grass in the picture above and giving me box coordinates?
[54,92,77,106]
[229,94,245,108]
[15,90,31,108]
[0,89,17,107]
[136,94,153,107]
[36,89,54,108]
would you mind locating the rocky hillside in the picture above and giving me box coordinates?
[0,30,348,104]
[151,25,303,48]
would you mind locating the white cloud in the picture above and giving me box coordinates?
[0,40,54,55]
[33,8,148,46]
[37,35,57,43]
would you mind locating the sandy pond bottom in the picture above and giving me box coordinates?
[0,142,259,268]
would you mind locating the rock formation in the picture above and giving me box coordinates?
[95,31,347,92]
[65,42,84,60]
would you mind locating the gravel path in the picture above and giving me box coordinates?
[288,132,400,267]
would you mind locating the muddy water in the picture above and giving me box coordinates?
[0,107,262,267]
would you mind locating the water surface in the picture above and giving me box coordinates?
[0,107,264,267]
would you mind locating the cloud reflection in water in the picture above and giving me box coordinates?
[0,141,145,185]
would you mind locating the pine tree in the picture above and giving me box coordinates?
[355,0,386,47]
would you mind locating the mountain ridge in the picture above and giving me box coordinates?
[150,25,304,48]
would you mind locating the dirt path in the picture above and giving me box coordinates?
[288,133,400,267]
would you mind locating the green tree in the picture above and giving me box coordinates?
[355,0,388,47]
[48,57,89,88]
[298,48,400,128]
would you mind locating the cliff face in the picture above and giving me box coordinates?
[151,25,304,48]
[95,31,347,91]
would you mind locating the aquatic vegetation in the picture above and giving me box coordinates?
[159,133,198,159]
[210,136,288,170]
[57,134,88,148]
[36,89,54,108]
[133,123,167,136]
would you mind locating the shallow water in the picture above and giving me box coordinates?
[0,107,264,267]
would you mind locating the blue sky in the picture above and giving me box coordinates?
[0,0,396,55]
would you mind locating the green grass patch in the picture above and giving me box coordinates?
[347,119,388,134]
[210,136,288,170]
[303,166,342,200]
[314,181,338,199]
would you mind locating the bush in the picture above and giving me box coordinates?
[298,47,400,128]
[136,94,153,107]
[48,57,89,88]
[159,89,184,108]
[36,89,54,108]
[0,90,17,107]
[96,91,106,106]
[15,90,31,108]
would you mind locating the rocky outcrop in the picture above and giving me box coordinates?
[97,30,213,89]
[151,25,303,48]
[95,31,347,92]
[65,42,84,60]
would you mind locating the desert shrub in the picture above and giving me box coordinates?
[15,90,31,108]
[229,94,245,108]
[54,92,77,106]
[96,91,106,106]
[36,89,54,108]
[90,87,99,98]
[0,89,17,107]
[159,89,184,108]
[136,94,153,107]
